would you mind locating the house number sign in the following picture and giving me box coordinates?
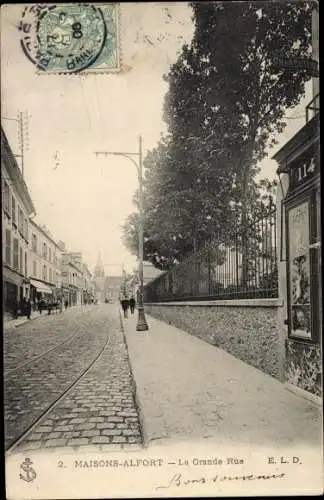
[290,156,317,191]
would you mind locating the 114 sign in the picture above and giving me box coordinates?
[292,157,317,190]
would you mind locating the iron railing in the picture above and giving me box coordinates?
[144,201,278,302]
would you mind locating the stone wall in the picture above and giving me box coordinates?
[285,339,322,397]
[145,301,285,380]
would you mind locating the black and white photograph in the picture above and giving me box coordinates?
[1,2,322,498]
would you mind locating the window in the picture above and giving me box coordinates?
[43,265,47,281]
[33,260,37,277]
[5,230,11,265]
[43,243,47,259]
[3,181,10,215]
[12,196,17,226]
[32,233,37,253]
[18,207,24,234]
[49,248,52,263]
[13,238,19,269]
[19,247,23,274]
[25,252,28,277]
[24,218,29,241]
[49,268,52,282]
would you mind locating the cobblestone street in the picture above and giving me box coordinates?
[4,304,142,452]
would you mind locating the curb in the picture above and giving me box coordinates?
[284,383,322,407]
[4,313,42,329]
[119,310,149,449]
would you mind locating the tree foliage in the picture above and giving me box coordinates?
[122,1,314,270]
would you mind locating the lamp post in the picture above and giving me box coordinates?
[95,136,149,331]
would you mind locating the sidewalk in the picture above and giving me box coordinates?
[122,311,322,449]
[3,304,85,330]
[3,310,42,329]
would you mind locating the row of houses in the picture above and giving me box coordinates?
[2,127,95,318]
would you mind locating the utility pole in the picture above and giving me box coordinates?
[95,135,149,331]
[3,112,25,178]
[19,111,24,178]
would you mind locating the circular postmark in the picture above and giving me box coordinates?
[19,4,107,73]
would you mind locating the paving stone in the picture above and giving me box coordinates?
[67,438,89,446]
[26,433,43,441]
[47,432,63,439]
[117,412,138,418]
[34,426,53,433]
[116,423,128,429]
[54,424,75,432]
[81,429,100,438]
[89,417,105,423]
[91,436,111,444]
[122,429,141,437]
[44,439,68,448]
[62,431,81,439]
[70,418,87,424]
[99,410,116,417]
[107,416,123,423]
[112,436,127,443]
[4,307,143,451]
[96,423,115,430]
[102,429,122,436]
[76,422,96,431]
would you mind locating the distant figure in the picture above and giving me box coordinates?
[119,290,130,318]
[65,300,68,310]
[13,297,18,319]
[38,300,42,315]
[26,299,32,320]
[129,296,136,315]
[21,298,27,317]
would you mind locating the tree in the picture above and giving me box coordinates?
[188,1,313,283]
[123,1,314,271]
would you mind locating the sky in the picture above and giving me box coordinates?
[1,3,312,276]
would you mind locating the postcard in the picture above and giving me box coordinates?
[2,2,322,499]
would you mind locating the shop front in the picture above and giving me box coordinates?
[30,278,54,310]
[3,266,24,316]
[274,115,321,397]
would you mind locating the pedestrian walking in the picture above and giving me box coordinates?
[119,290,130,319]
[65,300,68,310]
[13,297,18,319]
[130,296,136,315]
[26,299,32,320]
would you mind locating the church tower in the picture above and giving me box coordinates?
[93,250,105,302]
[94,250,105,279]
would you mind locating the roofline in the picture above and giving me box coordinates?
[30,219,61,249]
[1,127,36,214]
[272,116,319,168]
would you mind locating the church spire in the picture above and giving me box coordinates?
[94,250,105,278]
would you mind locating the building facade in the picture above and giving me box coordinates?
[273,5,320,397]
[61,252,93,305]
[28,221,63,307]
[2,127,36,317]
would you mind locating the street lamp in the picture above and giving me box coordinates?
[95,135,149,331]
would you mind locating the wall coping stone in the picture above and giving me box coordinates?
[284,383,322,407]
[145,298,283,308]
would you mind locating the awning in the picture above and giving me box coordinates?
[30,279,53,294]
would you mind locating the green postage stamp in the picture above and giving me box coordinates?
[19,3,120,74]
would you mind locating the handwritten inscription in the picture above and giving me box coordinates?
[155,471,286,490]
